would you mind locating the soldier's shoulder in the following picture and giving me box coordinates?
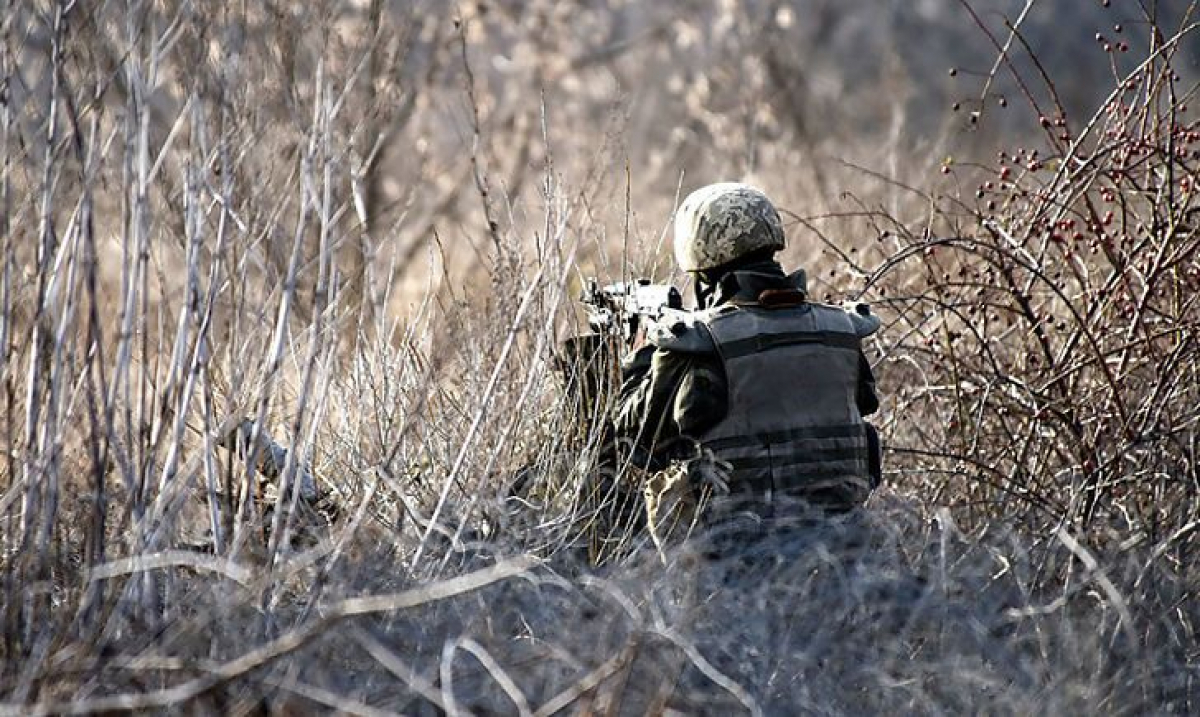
[809,301,881,337]
[646,311,718,354]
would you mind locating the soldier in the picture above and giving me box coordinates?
[610,182,882,547]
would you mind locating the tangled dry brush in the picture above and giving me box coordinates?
[0,0,1198,714]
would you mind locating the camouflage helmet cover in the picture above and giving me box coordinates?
[673,182,785,272]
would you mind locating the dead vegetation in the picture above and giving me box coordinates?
[0,0,1198,714]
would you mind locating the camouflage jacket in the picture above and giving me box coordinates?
[610,261,879,472]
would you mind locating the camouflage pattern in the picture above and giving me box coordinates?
[673,183,785,272]
[643,462,696,555]
[645,442,747,554]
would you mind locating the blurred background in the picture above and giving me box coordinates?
[8,0,1197,316]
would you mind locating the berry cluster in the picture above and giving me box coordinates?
[873,15,1199,533]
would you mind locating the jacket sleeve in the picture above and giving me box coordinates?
[673,357,727,438]
[611,347,727,470]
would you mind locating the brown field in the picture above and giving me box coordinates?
[1,1,1198,714]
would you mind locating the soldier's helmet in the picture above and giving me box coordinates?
[673,183,785,273]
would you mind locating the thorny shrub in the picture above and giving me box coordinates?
[869,7,1200,547]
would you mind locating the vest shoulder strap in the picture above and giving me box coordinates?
[701,303,864,359]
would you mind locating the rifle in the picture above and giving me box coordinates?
[580,278,685,349]
[552,279,686,437]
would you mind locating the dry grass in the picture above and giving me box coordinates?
[1,1,1198,714]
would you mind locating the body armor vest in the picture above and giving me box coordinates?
[696,302,871,507]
